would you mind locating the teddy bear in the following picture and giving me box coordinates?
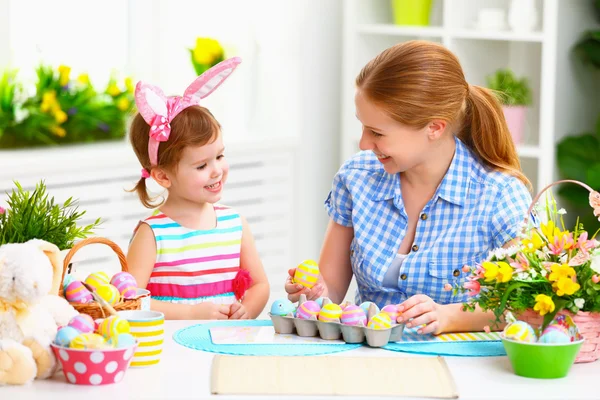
[0,239,78,385]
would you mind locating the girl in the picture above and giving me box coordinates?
[127,58,269,320]
[285,41,532,334]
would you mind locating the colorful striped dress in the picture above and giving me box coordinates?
[141,205,250,305]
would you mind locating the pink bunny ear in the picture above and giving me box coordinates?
[182,57,242,105]
[135,82,169,124]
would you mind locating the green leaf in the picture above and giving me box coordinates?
[556,133,600,182]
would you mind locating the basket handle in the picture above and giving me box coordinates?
[61,237,128,285]
[521,179,600,235]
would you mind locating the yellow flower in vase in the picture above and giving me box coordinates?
[496,262,514,283]
[58,65,71,87]
[482,261,499,282]
[534,294,555,316]
[521,231,544,253]
[125,77,134,93]
[107,83,121,97]
[553,277,580,296]
[54,109,68,124]
[540,220,561,243]
[49,126,66,138]
[77,73,90,85]
[190,37,224,75]
[41,91,58,113]
[116,97,130,111]
[548,263,576,283]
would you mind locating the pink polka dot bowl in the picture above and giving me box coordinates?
[50,342,137,385]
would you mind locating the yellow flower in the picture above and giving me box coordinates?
[125,77,134,93]
[77,73,90,85]
[107,83,121,97]
[521,231,544,253]
[553,277,580,296]
[541,220,561,243]
[116,97,130,111]
[49,126,66,138]
[41,91,58,113]
[496,261,514,283]
[482,261,499,282]
[54,109,68,124]
[193,37,223,65]
[548,263,576,283]
[534,294,555,316]
[58,65,71,86]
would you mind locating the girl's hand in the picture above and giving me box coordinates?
[229,302,249,319]
[397,294,448,335]
[284,268,325,302]
[190,302,230,320]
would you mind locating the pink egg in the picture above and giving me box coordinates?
[296,301,321,320]
[381,304,400,323]
[341,305,367,326]
[67,314,95,333]
[110,272,138,299]
[65,281,93,304]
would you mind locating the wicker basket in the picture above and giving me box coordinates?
[59,237,141,320]
[517,309,600,363]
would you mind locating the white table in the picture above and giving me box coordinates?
[3,320,598,400]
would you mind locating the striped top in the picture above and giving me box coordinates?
[142,205,243,305]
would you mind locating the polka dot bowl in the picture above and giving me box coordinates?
[50,342,137,385]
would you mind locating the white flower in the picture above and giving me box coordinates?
[535,250,549,261]
[529,269,538,278]
[591,254,600,274]
[494,248,506,259]
[574,298,585,309]
[557,208,567,215]
[516,272,530,281]
[505,245,519,257]
[539,269,547,278]
[559,253,569,264]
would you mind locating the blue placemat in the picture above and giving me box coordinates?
[383,328,506,357]
[173,320,361,356]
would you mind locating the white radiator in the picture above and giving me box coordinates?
[0,138,296,315]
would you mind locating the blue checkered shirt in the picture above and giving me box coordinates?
[324,137,532,308]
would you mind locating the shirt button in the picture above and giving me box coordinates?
[453,269,460,277]
[400,273,408,280]
[411,244,419,252]
[420,213,427,220]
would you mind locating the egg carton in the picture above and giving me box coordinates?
[268,296,405,347]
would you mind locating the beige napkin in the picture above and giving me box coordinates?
[211,355,458,398]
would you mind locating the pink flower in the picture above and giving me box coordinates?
[549,232,574,256]
[510,253,530,273]
[462,265,470,273]
[473,264,485,280]
[484,325,491,333]
[569,251,590,267]
[589,191,600,221]
[443,283,452,292]
[0,206,5,215]
[576,231,596,254]
[592,275,600,284]
[463,280,481,297]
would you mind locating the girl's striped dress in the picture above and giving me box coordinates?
[141,205,246,305]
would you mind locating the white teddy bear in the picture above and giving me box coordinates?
[0,239,78,385]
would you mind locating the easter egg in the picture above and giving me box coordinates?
[108,333,137,348]
[381,304,400,323]
[96,283,121,305]
[367,312,392,330]
[69,333,107,350]
[293,259,319,289]
[84,271,110,291]
[503,321,536,343]
[67,314,95,334]
[110,272,138,299]
[340,304,367,326]
[270,299,295,316]
[97,316,130,338]
[296,300,321,320]
[315,297,326,307]
[538,327,571,344]
[318,303,343,323]
[359,301,380,317]
[54,326,80,347]
[65,281,93,304]
[63,274,76,293]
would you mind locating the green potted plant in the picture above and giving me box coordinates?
[486,68,533,145]
[0,180,101,250]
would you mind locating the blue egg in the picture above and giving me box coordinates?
[54,326,80,347]
[270,299,295,316]
[359,301,380,316]
[315,297,325,307]
[538,329,570,344]
[108,333,137,348]
[63,274,76,293]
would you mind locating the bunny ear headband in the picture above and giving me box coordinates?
[134,56,242,177]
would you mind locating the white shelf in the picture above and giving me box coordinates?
[451,29,544,43]
[517,145,542,159]
[357,24,444,38]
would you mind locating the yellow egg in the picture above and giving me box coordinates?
[293,259,319,289]
[84,272,110,291]
[97,316,131,338]
[318,303,343,322]
[96,283,121,305]
[367,312,392,330]
[70,333,107,349]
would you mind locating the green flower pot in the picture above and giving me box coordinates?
[391,0,433,26]
[502,338,583,379]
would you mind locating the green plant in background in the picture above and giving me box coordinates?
[486,68,533,106]
[189,37,225,76]
[0,180,101,250]
[0,64,136,149]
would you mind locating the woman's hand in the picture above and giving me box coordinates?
[397,294,448,335]
[284,268,325,302]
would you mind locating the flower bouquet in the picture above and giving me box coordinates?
[189,37,225,76]
[456,179,600,363]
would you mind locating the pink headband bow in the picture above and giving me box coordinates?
[134,57,242,171]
